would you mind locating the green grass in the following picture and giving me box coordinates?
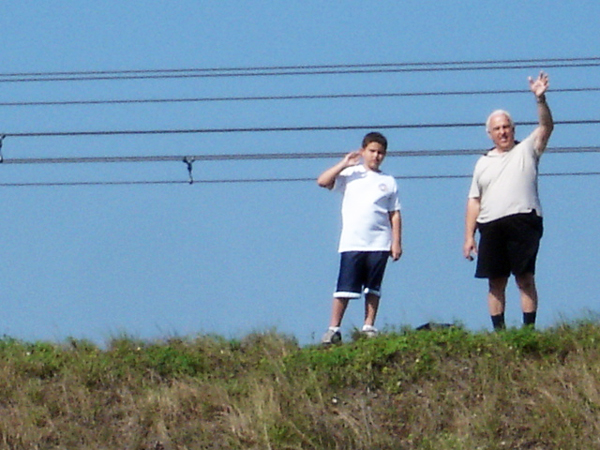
[2,320,600,449]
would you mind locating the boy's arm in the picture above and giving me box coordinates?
[389,210,402,261]
[317,150,361,189]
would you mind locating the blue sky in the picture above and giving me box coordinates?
[0,1,599,345]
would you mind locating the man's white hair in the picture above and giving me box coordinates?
[486,109,514,132]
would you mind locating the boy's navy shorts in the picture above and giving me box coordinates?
[475,210,543,279]
[334,251,389,299]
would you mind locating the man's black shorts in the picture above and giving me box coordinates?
[475,210,543,279]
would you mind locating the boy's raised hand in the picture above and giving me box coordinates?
[342,150,362,168]
[317,149,362,189]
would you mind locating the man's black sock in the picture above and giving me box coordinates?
[491,313,505,331]
[523,311,537,327]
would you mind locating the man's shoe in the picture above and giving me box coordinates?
[321,329,342,345]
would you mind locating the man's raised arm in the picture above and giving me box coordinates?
[528,71,554,153]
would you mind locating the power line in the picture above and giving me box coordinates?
[5,56,598,77]
[4,120,599,139]
[0,180,186,187]
[1,146,599,166]
[2,86,599,108]
[3,56,600,77]
[1,57,599,83]
[1,171,600,188]
[2,146,598,187]
[3,62,599,83]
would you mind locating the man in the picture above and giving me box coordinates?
[463,71,554,330]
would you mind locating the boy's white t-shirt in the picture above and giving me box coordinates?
[468,133,542,224]
[333,165,401,253]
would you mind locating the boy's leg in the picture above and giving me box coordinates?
[322,297,348,344]
[361,251,387,334]
[364,293,380,327]
[329,251,363,328]
[329,297,350,328]
[322,252,361,344]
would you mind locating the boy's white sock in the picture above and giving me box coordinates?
[362,324,377,332]
[329,326,341,333]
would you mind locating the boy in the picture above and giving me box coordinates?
[317,131,402,344]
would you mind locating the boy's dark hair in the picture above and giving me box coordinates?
[362,131,388,150]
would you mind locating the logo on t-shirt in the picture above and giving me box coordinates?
[378,183,388,192]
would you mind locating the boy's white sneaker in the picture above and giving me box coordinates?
[321,328,342,345]
[361,325,378,338]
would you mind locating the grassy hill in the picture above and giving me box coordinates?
[2,321,600,449]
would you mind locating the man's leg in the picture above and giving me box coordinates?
[515,272,538,326]
[488,277,508,330]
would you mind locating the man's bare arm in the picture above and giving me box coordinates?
[528,71,554,153]
[463,197,480,261]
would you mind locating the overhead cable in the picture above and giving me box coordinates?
[3,119,599,139]
[1,146,599,166]
[5,56,599,77]
[1,171,600,188]
[2,86,599,108]
[1,57,599,83]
